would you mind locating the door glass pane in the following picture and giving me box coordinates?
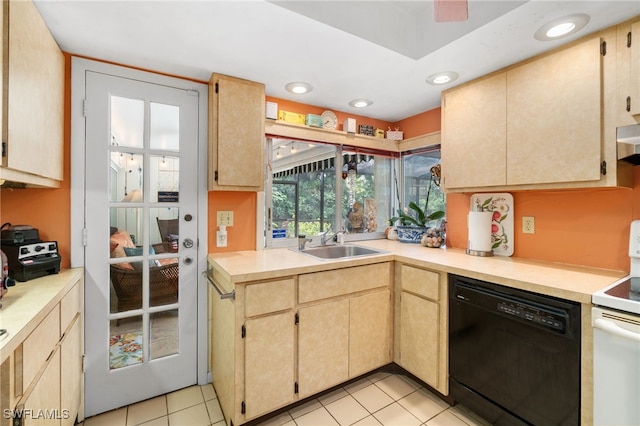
[110,207,143,246]
[151,207,179,253]
[109,261,143,314]
[109,152,144,203]
[111,96,143,149]
[150,102,180,151]
[150,155,179,203]
[109,316,143,369]
[150,310,179,360]
[149,257,179,307]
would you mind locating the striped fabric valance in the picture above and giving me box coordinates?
[273,154,374,179]
[273,157,335,179]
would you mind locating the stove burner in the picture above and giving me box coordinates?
[605,277,640,302]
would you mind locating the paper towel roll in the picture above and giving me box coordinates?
[468,211,493,253]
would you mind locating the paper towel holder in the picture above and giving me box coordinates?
[466,248,494,257]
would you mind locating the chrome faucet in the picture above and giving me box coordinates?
[320,231,335,246]
[321,228,346,246]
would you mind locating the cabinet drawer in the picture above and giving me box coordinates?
[400,265,440,301]
[22,304,60,390]
[299,263,390,304]
[245,278,295,317]
[61,281,81,332]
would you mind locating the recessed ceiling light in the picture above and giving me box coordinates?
[285,82,313,94]
[534,14,590,41]
[426,71,458,86]
[348,99,373,108]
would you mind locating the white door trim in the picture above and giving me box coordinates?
[70,57,209,389]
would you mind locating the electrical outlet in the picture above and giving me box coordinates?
[217,211,234,227]
[522,216,535,234]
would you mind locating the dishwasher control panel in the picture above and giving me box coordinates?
[497,301,565,332]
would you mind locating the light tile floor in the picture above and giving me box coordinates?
[80,372,490,426]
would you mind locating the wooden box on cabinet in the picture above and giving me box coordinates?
[1,0,64,188]
[208,73,265,191]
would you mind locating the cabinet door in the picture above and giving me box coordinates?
[244,312,295,419]
[60,316,81,426]
[298,300,349,398]
[349,290,391,378]
[4,0,64,183]
[442,73,507,189]
[399,291,439,388]
[631,22,640,117]
[19,349,61,426]
[618,21,640,123]
[506,38,602,185]
[209,73,265,191]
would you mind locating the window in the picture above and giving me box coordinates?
[265,138,396,247]
[400,146,445,227]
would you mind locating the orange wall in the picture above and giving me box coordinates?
[2,57,638,273]
[395,108,442,139]
[208,191,257,253]
[446,184,637,272]
[0,54,72,269]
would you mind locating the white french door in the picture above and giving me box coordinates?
[83,70,200,416]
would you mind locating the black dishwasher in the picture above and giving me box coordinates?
[449,274,581,426]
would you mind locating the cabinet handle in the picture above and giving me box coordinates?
[204,270,235,300]
[627,96,631,112]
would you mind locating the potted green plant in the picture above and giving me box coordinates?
[389,164,445,244]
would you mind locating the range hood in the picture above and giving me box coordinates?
[617,124,640,165]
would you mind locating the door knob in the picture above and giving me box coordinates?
[183,238,194,248]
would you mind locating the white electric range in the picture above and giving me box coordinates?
[592,220,640,426]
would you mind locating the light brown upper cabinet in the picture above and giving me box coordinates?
[1,0,65,188]
[616,18,640,126]
[506,38,602,186]
[441,73,507,189]
[442,28,633,192]
[208,73,265,191]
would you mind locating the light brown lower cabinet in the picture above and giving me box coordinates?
[395,264,448,395]
[244,311,295,419]
[210,261,392,426]
[17,349,61,426]
[7,280,83,426]
[298,299,350,399]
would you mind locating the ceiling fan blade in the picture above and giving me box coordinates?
[434,0,468,22]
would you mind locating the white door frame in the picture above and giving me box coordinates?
[70,58,209,390]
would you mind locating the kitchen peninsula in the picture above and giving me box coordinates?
[208,240,626,426]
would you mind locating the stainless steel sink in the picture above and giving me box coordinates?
[298,244,385,260]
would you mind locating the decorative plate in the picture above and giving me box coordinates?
[470,193,514,256]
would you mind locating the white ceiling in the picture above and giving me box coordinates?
[35,0,640,122]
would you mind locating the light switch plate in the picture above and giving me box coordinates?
[217,211,234,227]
